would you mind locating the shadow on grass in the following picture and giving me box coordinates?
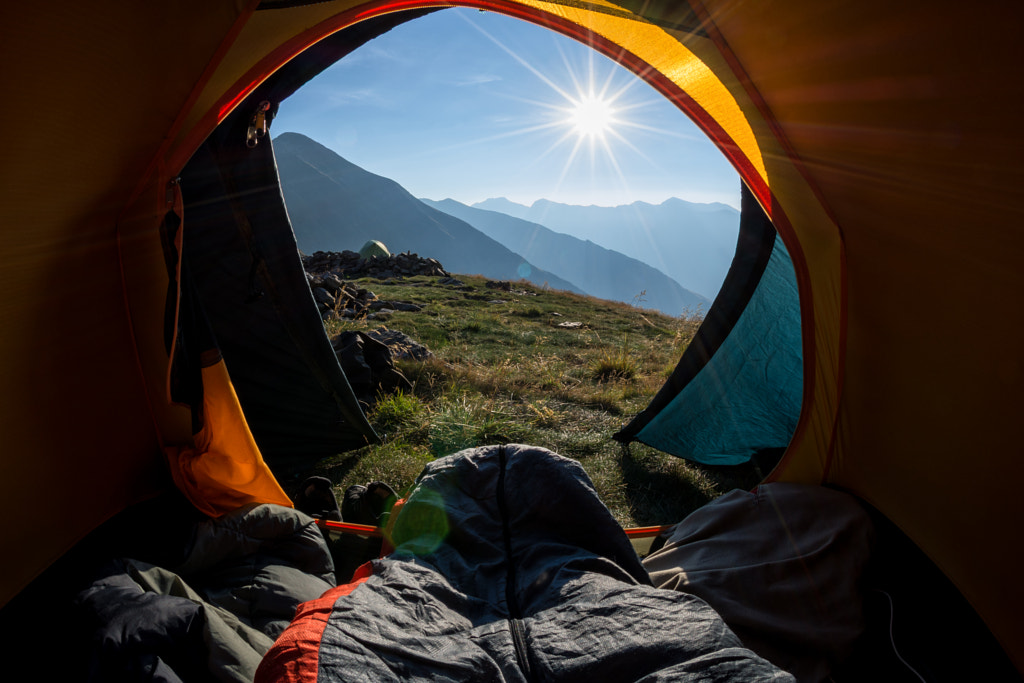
[279,453,365,500]
[616,444,714,525]
[615,443,782,526]
[317,453,366,483]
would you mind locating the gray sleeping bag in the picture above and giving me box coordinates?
[258,444,792,682]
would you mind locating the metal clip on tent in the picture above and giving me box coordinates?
[245,101,271,148]
[165,177,180,206]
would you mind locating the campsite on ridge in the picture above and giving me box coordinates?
[274,132,580,294]
[275,131,722,317]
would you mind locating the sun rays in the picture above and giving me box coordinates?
[452,10,669,201]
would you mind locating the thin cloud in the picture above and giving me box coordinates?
[328,44,415,69]
[486,114,518,125]
[329,88,375,101]
[450,73,502,86]
[324,87,393,107]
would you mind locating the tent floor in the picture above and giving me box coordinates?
[831,504,1020,682]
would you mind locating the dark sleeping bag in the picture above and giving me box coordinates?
[72,503,337,683]
[258,444,792,682]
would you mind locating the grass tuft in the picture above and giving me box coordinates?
[371,390,426,435]
[591,350,639,382]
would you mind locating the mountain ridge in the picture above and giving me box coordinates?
[422,198,709,316]
[476,196,737,213]
[273,132,582,294]
[473,195,739,299]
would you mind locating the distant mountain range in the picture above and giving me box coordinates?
[421,198,709,315]
[473,197,739,300]
[273,132,581,294]
[274,131,733,316]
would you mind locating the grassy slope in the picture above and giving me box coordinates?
[307,274,765,529]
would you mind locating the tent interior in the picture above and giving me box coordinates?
[1,0,1022,680]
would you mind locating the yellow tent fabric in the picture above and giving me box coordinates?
[1,0,1022,672]
[166,358,293,518]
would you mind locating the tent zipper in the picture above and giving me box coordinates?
[496,445,539,683]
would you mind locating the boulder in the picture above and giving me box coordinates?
[366,327,433,361]
[330,330,413,409]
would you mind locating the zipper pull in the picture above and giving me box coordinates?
[246,101,271,148]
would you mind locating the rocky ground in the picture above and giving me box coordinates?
[302,249,450,321]
[302,250,442,405]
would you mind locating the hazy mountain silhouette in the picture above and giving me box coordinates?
[273,133,581,293]
[422,198,709,316]
[473,196,739,299]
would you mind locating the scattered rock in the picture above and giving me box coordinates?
[306,272,433,320]
[318,273,347,295]
[483,279,537,297]
[302,256,434,409]
[330,330,413,409]
[303,249,448,280]
[312,287,334,306]
[557,321,584,329]
[366,327,433,361]
[368,300,423,313]
[438,277,465,287]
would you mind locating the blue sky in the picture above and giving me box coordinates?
[273,8,740,209]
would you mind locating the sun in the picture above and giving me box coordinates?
[567,94,616,139]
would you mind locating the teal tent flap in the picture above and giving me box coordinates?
[615,184,802,465]
[636,238,801,464]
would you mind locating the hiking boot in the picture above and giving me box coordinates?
[293,476,342,521]
[342,481,398,527]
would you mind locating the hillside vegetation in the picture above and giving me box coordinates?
[306,273,766,529]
